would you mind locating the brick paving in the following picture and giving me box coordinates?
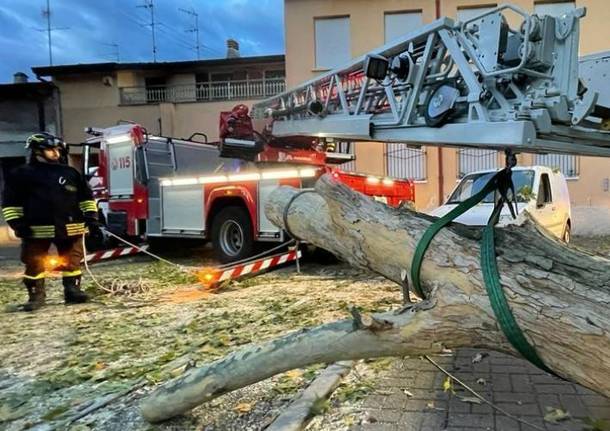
[354,349,610,431]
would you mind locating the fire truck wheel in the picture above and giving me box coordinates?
[212,206,254,263]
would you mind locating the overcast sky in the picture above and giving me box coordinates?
[0,0,284,83]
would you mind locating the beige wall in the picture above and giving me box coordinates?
[285,0,436,87]
[56,74,262,144]
[284,0,610,210]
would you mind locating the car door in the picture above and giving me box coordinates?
[534,173,561,237]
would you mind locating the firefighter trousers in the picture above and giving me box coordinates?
[21,237,84,287]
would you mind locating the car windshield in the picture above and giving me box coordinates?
[447,170,536,204]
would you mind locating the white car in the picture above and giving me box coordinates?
[429,166,572,242]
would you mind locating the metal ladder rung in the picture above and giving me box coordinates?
[145,148,173,154]
[147,162,175,167]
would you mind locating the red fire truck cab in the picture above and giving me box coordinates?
[81,119,414,262]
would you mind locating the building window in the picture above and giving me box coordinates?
[534,1,575,16]
[384,10,423,43]
[456,5,497,22]
[264,70,285,79]
[314,16,350,69]
[457,148,499,178]
[534,154,579,178]
[211,72,234,82]
[145,77,167,103]
[386,144,426,181]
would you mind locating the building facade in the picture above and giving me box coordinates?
[32,53,285,145]
[284,0,610,213]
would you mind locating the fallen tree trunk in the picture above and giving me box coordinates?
[141,174,610,423]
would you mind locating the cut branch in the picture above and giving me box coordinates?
[140,174,610,423]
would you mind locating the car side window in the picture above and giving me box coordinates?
[537,173,553,207]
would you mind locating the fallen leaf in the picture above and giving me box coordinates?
[459,396,483,404]
[234,403,252,413]
[442,376,455,393]
[472,352,489,363]
[403,389,414,397]
[285,369,303,380]
[426,402,435,410]
[544,408,571,423]
[94,362,107,371]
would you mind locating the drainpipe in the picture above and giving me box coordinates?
[435,0,444,206]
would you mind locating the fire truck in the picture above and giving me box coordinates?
[80,109,414,262]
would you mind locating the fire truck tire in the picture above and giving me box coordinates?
[211,206,254,263]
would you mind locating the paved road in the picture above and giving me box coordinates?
[355,349,610,431]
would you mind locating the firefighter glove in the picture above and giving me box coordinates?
[12,224,32,239]
[85,219,103,237]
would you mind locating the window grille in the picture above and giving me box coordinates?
[386,143,426,180]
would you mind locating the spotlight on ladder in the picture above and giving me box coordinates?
[364,54,390,80]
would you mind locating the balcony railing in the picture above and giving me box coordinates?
[119,78,286,105]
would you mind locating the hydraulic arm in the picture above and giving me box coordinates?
[253,4,610,157]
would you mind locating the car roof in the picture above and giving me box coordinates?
[462,166,551,177]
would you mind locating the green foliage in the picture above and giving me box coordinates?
[584,418,610,431]
[334,380,374,403]
[516,185,536,202]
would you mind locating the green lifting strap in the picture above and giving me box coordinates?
[410,172,500,298]
[481,204,553,373]
[410,171,553,373]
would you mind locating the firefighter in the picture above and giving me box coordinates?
[1,132,101,311]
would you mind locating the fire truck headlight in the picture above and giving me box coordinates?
[299,168,317,178]
[262,169,299,180]
[228,173,261,182]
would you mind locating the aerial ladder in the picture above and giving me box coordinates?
[229,4,610,369]
[243,4,610,158]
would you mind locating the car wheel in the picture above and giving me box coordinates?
[563,223,571,244]
[211,206,254,263]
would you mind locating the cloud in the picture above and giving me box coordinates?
[0,0,284,82]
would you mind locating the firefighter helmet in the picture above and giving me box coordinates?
[25,132,66,151]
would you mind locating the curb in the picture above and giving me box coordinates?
[266,361,353,431]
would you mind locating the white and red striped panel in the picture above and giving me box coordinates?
[199,249,301,288]
[84,245,149,263]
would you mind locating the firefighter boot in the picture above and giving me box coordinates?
[23,279,46,312]
[63,275,89,304]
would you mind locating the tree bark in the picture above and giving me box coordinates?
[140,174,610,423]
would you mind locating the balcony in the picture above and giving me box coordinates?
[119,78,286,105]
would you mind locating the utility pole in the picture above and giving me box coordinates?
[179,7,200,60]
[38,0,69,65]
[138,0,157,62]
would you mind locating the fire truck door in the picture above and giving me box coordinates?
[108,140,134,197]
[258,180,283,241]
[161,184,206,235]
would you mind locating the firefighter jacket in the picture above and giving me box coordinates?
[1,160,98,239]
